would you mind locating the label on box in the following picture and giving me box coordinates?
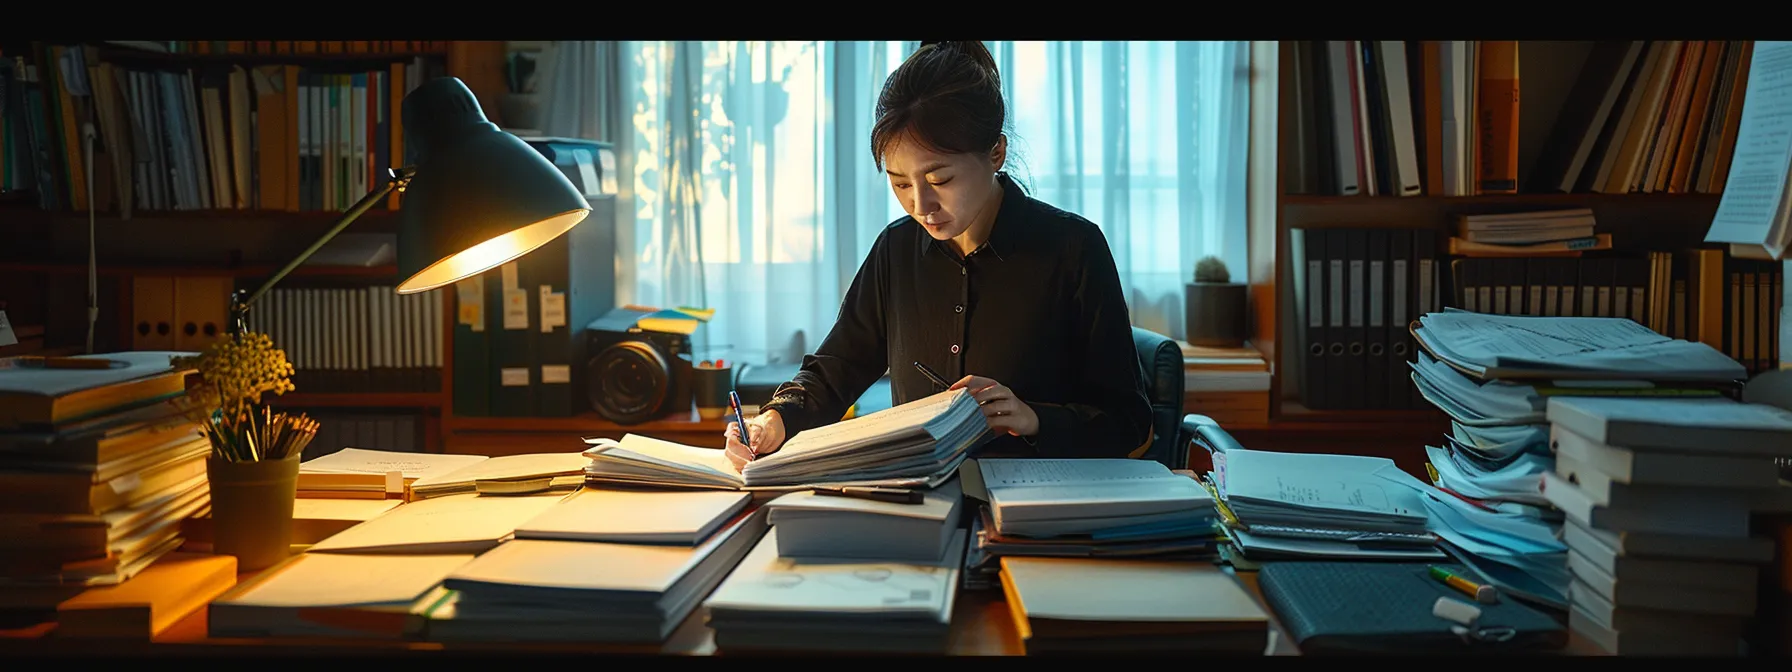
[540,286,566,332]
[504,289,529,330]
[500,368,530,387]
[541,364,571,384]
[456,277,485,331]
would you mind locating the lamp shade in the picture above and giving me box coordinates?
[394,77,592,294]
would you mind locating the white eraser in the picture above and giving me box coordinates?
[1433,596,1482,627]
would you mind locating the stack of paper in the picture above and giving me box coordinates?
[1408,309,1748,610]
[406,452,590,501]
[294,448,488,500]
[703,527,966,654]
[419,508,767,644]
[582,389,985,491]
[306,492,569,555]
[1544,396,1792,655]
[1216,449,1444,562]
[208,553,474,639]
[1412,309,1745,383]
[764,477,964,562]
[961,459,1223,590]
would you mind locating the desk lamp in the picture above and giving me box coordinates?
[225,76,592,333]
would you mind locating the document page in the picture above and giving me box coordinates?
[978,458,1176,489]
[1418,311,1743,379]
[1224,449,1427,520]
[1706,41,1792,257]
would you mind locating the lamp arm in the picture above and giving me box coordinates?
[228,167,417,335]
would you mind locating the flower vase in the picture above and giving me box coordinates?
[205,454,301,571]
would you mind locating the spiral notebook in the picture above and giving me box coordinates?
[1256,561,1566,655]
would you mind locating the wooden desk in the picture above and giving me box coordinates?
[1,564,1606,656]
[0,567,1294,656]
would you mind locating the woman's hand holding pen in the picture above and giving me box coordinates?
[725,409,786,472]
[951,375,1039,437]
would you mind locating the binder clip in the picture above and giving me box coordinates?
[1432,596,1516,645]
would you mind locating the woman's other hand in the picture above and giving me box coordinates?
[951,375,1039,437]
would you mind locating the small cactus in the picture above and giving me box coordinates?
[1194,256,1230,284]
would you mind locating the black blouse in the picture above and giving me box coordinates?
[761,173,1153,458]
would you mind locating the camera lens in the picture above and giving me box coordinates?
[589,341,671,425]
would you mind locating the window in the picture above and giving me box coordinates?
[610,41,1251,365]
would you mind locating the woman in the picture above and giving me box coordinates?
[724,41,1151,470]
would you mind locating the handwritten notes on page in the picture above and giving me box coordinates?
[1707,42,1792,258]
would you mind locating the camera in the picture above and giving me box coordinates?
[584,310,695,425]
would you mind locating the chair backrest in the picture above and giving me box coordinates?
[1130,327,1188,470]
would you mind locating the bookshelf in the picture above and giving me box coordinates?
[1254,40,1753,432]
[0,40,521,453]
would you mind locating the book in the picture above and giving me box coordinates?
[998,556,1268,654]
[0,352,194,430]
[583,389,985,491]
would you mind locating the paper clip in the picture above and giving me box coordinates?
[1433,596,1516,645]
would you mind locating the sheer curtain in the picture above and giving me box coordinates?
[542,40,1252,365]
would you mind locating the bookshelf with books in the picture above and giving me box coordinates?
[1254,39,1770,439]
[0,40,521,452]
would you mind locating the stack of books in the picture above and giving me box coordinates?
[0,352,210,618]
[416,487,763,644]
[962,458,1223,590]
[704,527,967,654]
[1408,309,1745,608]
[582,388,984,491]
[1446,208,1613,257]
[1543,395,1791,656]
[1178,341,1269,426]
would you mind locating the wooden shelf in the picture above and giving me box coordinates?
[0,261,397,278]
[0,208,398,227]
[1279,192,1722,206]
[93,47,446,67]
[446,410,729,434]
[269,392,442,409]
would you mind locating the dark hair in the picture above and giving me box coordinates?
[871,41,1007,169]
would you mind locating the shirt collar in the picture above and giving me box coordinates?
[922,172,1024,261]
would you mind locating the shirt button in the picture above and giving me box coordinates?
[954,304,964,313]
[950,344,960,354]
[961,267,967,276]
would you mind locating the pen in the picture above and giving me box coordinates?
[728,390,754,460]
[1429,565,1498,604]
[813,486,925,505]
[913,360,951,390]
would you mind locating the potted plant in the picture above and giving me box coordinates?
[1185,255,1249,347]
[173,332,317,571]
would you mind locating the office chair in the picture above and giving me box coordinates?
[1130,327,1189,470]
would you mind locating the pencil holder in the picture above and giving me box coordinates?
[692,363,735,420]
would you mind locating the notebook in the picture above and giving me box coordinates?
[1256,561,1566,654]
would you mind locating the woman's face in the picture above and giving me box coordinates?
[883,134,1007,242]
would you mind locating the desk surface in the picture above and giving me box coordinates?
[0,564,1602,656]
